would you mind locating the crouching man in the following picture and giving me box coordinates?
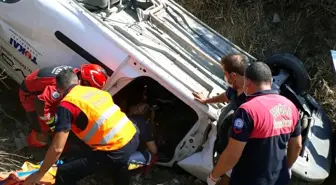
[19,64,108,148]
[23,69,139,185]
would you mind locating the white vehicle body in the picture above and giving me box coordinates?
[0,0,332,183]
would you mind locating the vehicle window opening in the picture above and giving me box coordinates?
[0,0,21,4]
[75,0,154,12]
[54,31,113,76]
[112,76,198,162]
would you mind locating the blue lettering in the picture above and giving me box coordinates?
[9,38,37,65]
[10,38,22,52]
[31,57,37,64]
[18,45,26,55]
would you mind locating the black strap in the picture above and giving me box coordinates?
[20,81,43,96]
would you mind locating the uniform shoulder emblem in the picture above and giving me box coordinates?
[233,118,244,130]
[51,91,61,99]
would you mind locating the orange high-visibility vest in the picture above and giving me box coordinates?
[62,85,136,151]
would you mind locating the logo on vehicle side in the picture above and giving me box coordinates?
[9,37,37,65]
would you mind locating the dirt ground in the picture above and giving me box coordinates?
[0,0,336,185]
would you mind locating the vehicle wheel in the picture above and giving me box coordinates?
[215,113,233,154]
[213,105,234,164]
[264,53,311,94]
[217,103,235,133]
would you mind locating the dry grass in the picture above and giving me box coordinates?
[177,0,336,126]
[0,77,34,173]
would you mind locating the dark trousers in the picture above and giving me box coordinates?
[55,133,139,185]
[26,111,41,132]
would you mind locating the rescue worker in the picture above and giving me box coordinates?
[193,53,250,109]
[19,64,108,148]
[193,53,250,184]
[23,69,139,185]
[207,62,302,185]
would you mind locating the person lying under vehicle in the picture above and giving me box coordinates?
[207,62,302,185]
[19,64,108,148]
[127,102,159,173]
[193,53,250,110]
[23,69,139,185]
[128,103,158,155]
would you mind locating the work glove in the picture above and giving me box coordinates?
[207,173,219,185]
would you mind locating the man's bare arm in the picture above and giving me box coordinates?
[287,135,302,168]
[193,92,229,104]
[39,131,69,174]
[205,93,229,104]
[146,141,158,155]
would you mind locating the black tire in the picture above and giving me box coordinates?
[214,104,234,155]
[264,53,311,94]
[217,103,234,133]
[215,114,233,154]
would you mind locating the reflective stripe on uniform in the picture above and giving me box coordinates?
[62,85,136,151]
[82,104,120,142]
[100,116,130,144]
[46,117,55,125]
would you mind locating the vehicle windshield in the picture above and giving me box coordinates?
[197,58,226,87]
[75,0,255,90]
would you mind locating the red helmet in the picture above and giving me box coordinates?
[80,64,108,89]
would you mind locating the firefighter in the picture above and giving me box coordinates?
[207,62,302,185]
[19,64,108,148]
[23,69,139,185]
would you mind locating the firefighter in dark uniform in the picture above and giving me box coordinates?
[23,69,139,185]
[208,62,303,185]
[19,64,108,147]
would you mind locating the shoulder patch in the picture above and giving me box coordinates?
[51,91,60,99]
[233,118,244,130]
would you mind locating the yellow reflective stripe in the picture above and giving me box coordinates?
[46,117,55,125]
[128,163,144,170]
[99,116,129,145]
[82,104,119,142]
